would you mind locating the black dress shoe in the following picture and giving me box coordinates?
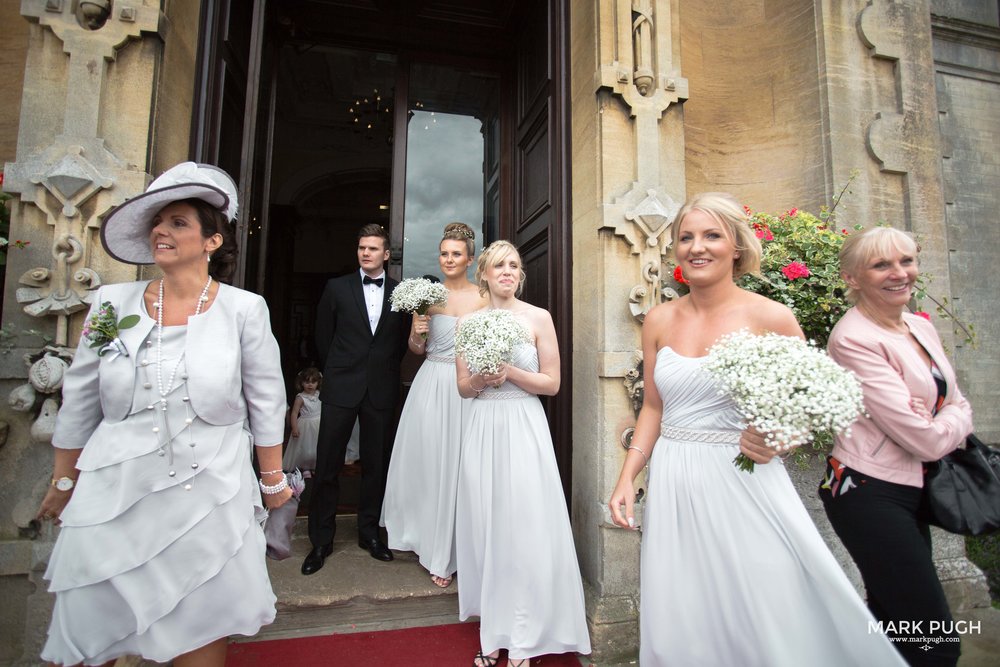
[358,537,394,562]
[301,543,333,575]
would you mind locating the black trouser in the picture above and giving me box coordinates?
[819,461,960,666]
[308,396,393,547]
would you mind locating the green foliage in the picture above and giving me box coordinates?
[966,533,1000,605]
[738,208,858,348]
[913,281,977,348]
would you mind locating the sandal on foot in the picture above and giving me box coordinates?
[472,650,499,667]
[508,660,529,667]
[431,574,453,588]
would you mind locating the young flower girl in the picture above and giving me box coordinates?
[283,367,322,475]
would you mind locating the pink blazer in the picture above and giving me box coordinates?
[827,307,973,487]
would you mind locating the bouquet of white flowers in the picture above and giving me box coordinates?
[389,278,449,315]
[703,331,865,472]
[455,309,531,375]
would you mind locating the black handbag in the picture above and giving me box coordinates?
[924,434,1000,536]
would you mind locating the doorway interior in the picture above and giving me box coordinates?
[190,0,571,533]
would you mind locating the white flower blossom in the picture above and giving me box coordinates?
[455,309,530,375]
[704,330,865,472]
[389,278,449,314]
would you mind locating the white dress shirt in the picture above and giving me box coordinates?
[361,269,385,333]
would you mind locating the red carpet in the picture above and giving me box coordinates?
[226,622,589,666]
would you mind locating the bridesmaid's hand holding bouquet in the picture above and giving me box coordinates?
[704,330,865,472]
[455,309,530,375]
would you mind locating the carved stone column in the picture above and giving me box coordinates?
[570,1,688,662]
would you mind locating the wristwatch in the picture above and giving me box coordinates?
[51,476,76,492]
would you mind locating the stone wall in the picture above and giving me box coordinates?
[932,6,1000,444]
[0,3,30,166]
[680,0,829,213]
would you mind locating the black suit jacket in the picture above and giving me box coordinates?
[315,272,410,410]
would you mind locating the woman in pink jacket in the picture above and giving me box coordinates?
[820,226,973,667]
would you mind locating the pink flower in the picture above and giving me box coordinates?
[754,226,774,241]
[787,207,798,217]
[781,261,811,280]
[914,311,931,321]
[673,265,688,285]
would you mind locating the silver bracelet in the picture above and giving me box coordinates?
[259,473,288,495]
[626,446,649,466]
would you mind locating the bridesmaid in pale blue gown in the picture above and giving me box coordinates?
[455,241,591,667]
[609,193,906,666]
[381,223,488,587]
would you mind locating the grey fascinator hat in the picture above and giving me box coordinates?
[100,162,238,265]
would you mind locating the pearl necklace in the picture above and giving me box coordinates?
[149,276,212,487]
[154,276,212,398]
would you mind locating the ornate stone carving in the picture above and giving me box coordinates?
[31,398,60,444]
[632,1,655,96]
[597,1,687,323]
[16,235,101,319]
[599,1,688,114]
[8,384,38,413]
[614,187,682,321]
[622,352,644,418]
[857,0,919,176]
[31,146,115,220]
[4,2,162,353]
[28,353,69,394]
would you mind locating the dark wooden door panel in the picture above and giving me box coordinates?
[509,0,571,499]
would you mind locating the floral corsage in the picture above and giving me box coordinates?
[82,301,140,360]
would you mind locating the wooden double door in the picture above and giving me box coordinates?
[189,0,573,497]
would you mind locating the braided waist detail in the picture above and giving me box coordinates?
[477,387,532,400]
[425,353,455,364]
[660,424,741,446]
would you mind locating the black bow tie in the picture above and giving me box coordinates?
[363,275,384,287]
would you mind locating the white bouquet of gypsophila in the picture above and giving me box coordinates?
[455,309,531,375]
[703,330,865,473]
[390,278,449,315]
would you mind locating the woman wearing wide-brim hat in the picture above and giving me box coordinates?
[35,162,292,666]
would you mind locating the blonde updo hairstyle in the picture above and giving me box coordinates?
[441,222,476,256]
[839,226,919,304]
[475,240,526,297]
[670,192,762,279]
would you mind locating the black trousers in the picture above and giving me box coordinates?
[308,395,393,547]
[819,463,960,666]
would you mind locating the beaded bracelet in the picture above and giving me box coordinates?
[259,473,288,495]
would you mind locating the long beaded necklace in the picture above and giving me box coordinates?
[151,275,212,484]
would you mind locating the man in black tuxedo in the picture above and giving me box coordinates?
[302,224,410,574]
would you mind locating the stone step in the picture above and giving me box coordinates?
[242,515,462,643]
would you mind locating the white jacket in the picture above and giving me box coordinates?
[52,281,286,449]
